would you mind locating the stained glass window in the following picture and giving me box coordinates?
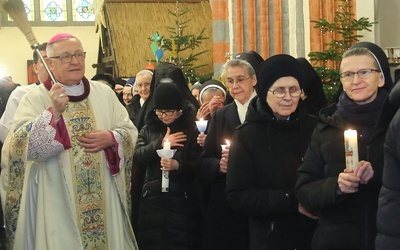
[73,0,95,21]
[4,0,94,24]
[41,0,67,21]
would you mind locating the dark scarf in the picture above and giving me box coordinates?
[337,90,388,126]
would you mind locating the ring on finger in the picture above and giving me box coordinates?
[59,93,65,98]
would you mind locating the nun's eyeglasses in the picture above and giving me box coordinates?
[268,87,303,98]
[226,76,251,86]
[339,69,381,82]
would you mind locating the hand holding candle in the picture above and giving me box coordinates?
[221,139,230,151]
[220,139,230,174]
[344,129,359,172]
[156,139,176,192]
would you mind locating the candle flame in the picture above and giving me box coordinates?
[344,129,357,137]
[225,139,230,145]
[199,118,203,121]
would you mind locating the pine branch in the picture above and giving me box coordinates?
[150,2,212,83]
[308,0,376,103]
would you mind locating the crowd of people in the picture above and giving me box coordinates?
[1,32,400,250]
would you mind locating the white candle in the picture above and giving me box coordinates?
[344,129,359,171]
[195,118,208,134]
[161,171,169,192]
[162,139,171,192]
[163,139,171,150]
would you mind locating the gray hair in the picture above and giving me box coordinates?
[46,37,81,58]
[221,59,256,78]
[135,69,153,79]
[342,47,380,70]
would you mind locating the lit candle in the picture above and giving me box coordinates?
[221,139,230,151]
[344,129,359,171]
[195,118,208,134]
[163,139,171,150]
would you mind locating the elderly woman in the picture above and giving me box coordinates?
[295,42,395,250]
[122,81,134,105]
[198,59,257,249]
[226,54,318,250]
[196,79,227,147]
[197,79,227,120]
[125,70,153,125]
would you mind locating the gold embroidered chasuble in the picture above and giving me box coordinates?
[3,82,138,250]
[64,99,108,248]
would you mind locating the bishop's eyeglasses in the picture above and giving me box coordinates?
[50,52,86,64]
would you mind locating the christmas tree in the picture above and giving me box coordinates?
[149,2,212,84]
[308,0,375,102]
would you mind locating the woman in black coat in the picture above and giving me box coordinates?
[376,81,400,249]
[133,83,203,249]
[226,54,318,250]
[125,70,153,126]
[295,42,395,250]
[198,59,257,250]
[131,65,198,232]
